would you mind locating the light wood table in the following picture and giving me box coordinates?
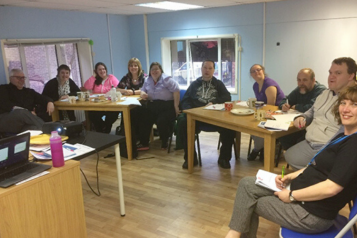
[184,106,300,173]
[0,160,87,238]
[52,96,139,160]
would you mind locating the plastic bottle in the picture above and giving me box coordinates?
[50,131,64,167]
[110,85,117,102]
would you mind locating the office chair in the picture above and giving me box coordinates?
[279,195,357,238]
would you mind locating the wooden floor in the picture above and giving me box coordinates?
[79,128,350,238]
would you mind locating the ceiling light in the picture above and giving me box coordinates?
[136,1,203,11]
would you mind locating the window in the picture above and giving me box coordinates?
[162,34,241,94]
[2,39,93,94]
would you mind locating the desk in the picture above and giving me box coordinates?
[184,106,300,173]
[67,131,126,216]
[52,96,139,160]
[0,160,87,238]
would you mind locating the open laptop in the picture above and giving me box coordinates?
[0,132,51,188]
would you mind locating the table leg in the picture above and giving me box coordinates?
[114,143,125,216]
[85,111,91,131]
[52,108,60,121]
[187,114,196,173]
[235,132,241,158]
[264,135,276,172]
[122,108,133,160]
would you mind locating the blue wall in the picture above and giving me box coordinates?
[0,6,131,84]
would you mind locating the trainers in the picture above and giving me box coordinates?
[247,149,260,161]
[137,144,149,151]
[182,159,199,169]
[218,159,231,169]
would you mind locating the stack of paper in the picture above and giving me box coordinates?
[30,143,95,161]
[204,104,225,110]
[255,169,281,192]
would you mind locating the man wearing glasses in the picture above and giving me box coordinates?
[0,68,54,134]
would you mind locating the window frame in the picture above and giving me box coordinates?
[1,38,93,88]
[161,34,241,95]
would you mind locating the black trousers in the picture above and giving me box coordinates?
[141,100,176,148]
[178,113,235,162]
[88,111,119,133]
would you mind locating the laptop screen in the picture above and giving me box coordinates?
[0,132,30,170]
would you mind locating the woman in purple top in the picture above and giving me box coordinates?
[139,62,180,150]
[248,64,285,161]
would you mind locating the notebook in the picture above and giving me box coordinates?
[0,132,51,188]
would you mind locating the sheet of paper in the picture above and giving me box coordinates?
[117,97,142,106]
[235,101,249,107]
[263,120,290,131]
[204,104,225,110]
[18,130,43,137]
[257,121,281,131]
[255,169,281,192]
[16,171,50,185]
[30,144,50,152]
[272,113,301,122]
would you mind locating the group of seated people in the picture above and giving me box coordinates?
[2,55,357,236]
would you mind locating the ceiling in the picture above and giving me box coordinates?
[0,0,284,15]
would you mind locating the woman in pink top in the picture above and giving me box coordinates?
[83,62,119,133]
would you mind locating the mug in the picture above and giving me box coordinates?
[77,92,85,101]
[255,109,266,121]
[84,92,90,101]
[68,96,76,104]
[224,101,234,111]
[255,101,264,109]
[246,98,257,109]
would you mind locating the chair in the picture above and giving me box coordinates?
[247,136,285,167]
[279,195,357,238]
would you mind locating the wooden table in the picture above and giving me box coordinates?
[52,96,139,160]
[184,106,300,173]
[0,160,87,238]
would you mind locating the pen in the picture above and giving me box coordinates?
[286,99,289,105]
[282,165,285,179]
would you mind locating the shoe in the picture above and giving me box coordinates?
[182,159,199,169]
[247,149,260,161]
[137,144,149,151]
[218,159,231,169]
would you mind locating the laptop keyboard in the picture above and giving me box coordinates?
[0,163,38,181]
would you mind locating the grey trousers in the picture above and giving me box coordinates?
[284,140,322,170]
[228,177,333,238]
[251,135,264,151]
[0,109,44,134]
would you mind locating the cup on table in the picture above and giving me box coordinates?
[246,98,257,109]
[68,96,76,104]
[84,92,90,101]
[77,92,85,101]
[224,101,234,111]
[255,101,264,109]
[255,109,266,121]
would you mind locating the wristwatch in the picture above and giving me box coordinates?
[289,190,296,202]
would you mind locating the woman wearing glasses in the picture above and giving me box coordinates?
[248,64,285,161]
[225,85,357,238]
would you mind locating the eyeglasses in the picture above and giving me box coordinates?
[250,68,262,74]
[11,76,26,80]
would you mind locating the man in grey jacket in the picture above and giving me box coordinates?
[284,57,357,170]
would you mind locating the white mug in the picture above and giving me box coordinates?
[246,98,257,109]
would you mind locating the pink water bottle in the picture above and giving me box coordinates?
[50,131,65,167]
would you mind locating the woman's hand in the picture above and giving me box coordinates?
[275,174,291,190]
[80,87,87,92]
[175,106,180,117]
[141,91,148,100]
[117,88,128,95]
[47,102,55,115]
[274,189,291,203]
[60,95,69,100]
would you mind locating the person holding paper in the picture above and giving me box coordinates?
[284,57,357,170]
[248,64,285,161]
[178,60,235,169]
[226,85,357,238]
[278,68,326,150]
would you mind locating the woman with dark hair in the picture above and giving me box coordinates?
[139,62,180,150]
[248,64,285,161]
[226,85,357,238]
[41,64,80,121]
[83,62,119,133]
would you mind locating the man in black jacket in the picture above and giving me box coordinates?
[179,60,235,169]
[0,69,54,134]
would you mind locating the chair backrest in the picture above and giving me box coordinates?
[179,89,186,102]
